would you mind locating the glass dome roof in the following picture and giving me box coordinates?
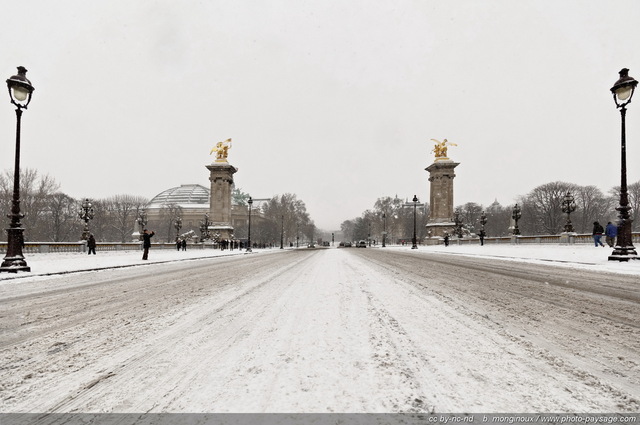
[147,184,210,207]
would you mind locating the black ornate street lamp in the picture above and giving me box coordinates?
[280,215,284,249]
[512,204,522,236]
[246,197,253,252]
[1,67,35,273]
[382,213,387,247]
[402,195,424,249]
[609,68,639,261]
[78,198,95,240]
[561,191,577,233]
[137,209,148,241]
[479,211,487,245]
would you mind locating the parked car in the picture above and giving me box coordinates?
[357,240,367,248]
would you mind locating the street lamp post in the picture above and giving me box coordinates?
[1,67,35,273]
[78,198,95,240]
[280,215,284,249]
[561,191,576,233]
[246,197,253,252]
[512,204,522,236]
[402,195,424,249]
[479,211,487,246]
[382,213,386,248]
[609,68,639,261]
[368,222,371,247]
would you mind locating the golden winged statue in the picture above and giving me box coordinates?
[210,138,232,163]
[430,138,457,160]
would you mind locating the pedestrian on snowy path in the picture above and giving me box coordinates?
[592,221,605,247]
[87,234,97,255]
[142,229,155,260]
[443,233,450,247]
[181,239,187,251]
[605,222,618,247]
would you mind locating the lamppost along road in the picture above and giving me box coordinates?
[609,68,639,261]
[2,249,637,413]
[0,67,35,273]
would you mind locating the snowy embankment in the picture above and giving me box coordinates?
[388,243,640,276]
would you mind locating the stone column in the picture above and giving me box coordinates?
[206,163,237,240]
[425,160,459,239]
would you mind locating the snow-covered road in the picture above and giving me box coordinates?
[1,248,638,413]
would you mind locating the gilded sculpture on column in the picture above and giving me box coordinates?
[430,138,457,160]
[210,138,232,163]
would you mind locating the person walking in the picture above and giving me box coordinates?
[176,239,181,251]
[605,221,618,248]
[142,229,155,260]
[181,239,187,251]
[443,233,450,247]
[87,234,97,255]
[592,221,605,247]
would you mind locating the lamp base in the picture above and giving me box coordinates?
[0,256,31,273]
[608,246,640,262]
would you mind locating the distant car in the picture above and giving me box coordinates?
[357,240,367,248]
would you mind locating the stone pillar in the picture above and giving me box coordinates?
[425,160,459,238]
[206,163,237,240]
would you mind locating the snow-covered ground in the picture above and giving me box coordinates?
[1,243,638,283]
[1,244,639,414]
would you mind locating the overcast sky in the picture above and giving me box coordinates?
[2,1,640,230]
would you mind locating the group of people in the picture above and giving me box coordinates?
[592,221,618,248]
[176,238,188,251]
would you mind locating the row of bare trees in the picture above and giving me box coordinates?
[341,196,429,243]
[0,170,318,244]
[247,193,317,246]
[342,180,640,240]
[0,169,148,242]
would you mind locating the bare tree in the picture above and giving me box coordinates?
[519,181,577,235]
[610,180,640,231]
[262,194,316,246]
[0,168,60,241]
[573,185,615,233]
[456,202,483,234]
[45,193,78,242]
[158,203,183,242]
[103,195,149,243]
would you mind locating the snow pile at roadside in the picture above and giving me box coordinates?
[385,243,640,276]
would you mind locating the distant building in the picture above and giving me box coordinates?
[144,184,256,242]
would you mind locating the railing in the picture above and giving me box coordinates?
[0,242,225,254]
[449,232,640,245]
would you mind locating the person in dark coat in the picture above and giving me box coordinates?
[605,221,618,248]
[592,221,605,247]
[443,233,450,247]
[181,239,187,251]
[142,229,155,260]
[176,239,181,251]
[87,234,97,255]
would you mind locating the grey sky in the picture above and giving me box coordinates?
[2,1,639,230]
